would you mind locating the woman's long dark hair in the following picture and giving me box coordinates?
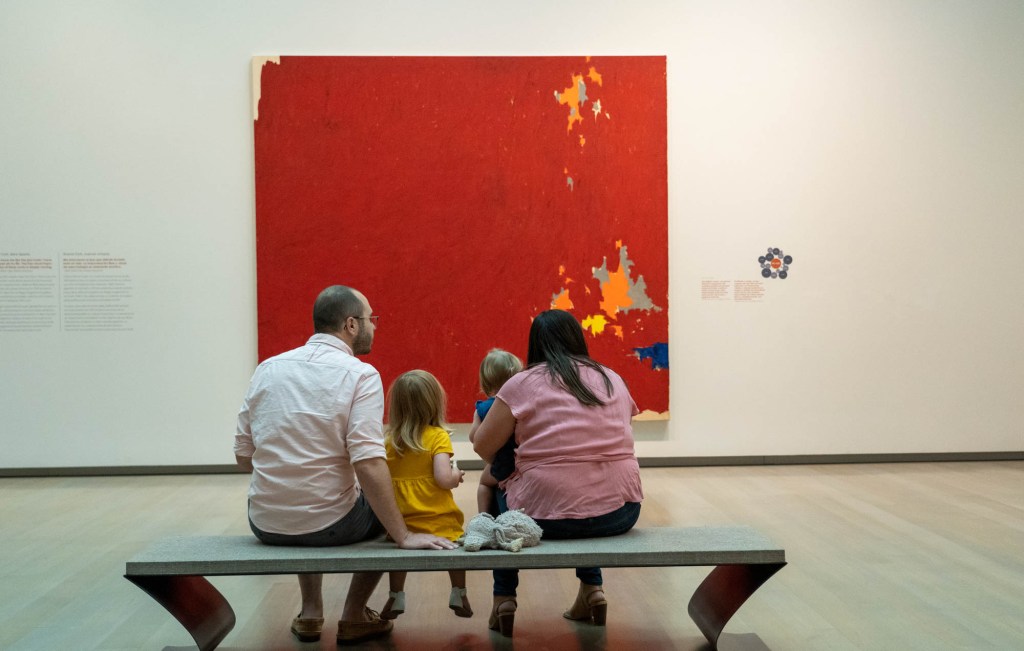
[527,310,613,406]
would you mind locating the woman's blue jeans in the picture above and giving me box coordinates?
[492,501,641,596]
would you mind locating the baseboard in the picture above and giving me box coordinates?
[0,464,239,477]
[634,451,1024,467]
[1,451,1021,477]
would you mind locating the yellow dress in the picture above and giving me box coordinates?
[385,425,465,541]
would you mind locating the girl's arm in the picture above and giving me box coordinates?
[467,410,483,443]
[472,397,515,463]
[433,453,465,490]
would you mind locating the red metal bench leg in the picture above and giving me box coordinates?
[126,575,236,651]
[687,563,785,649]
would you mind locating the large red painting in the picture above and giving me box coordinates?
[253,56,668,420]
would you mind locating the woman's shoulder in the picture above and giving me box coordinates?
[499,365,549,396]
[515,364,549,379]
[593,361,625,382]
[574,359,619,380]
[579,361,633,399]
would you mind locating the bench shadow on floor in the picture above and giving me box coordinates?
[196,626,770,651]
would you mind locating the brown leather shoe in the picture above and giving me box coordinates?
[337,608,393,645]
[290,615,324,642]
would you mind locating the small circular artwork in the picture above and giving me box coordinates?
[758,247,793,279]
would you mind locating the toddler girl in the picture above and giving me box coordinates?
[468,349,523,515]
[380,370,472,619]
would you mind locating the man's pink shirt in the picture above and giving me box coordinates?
[234,334,385,535]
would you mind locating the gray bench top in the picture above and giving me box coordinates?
[126,526,785,577]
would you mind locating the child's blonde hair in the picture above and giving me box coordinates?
[479,348,523,397]
[385,369,448,455]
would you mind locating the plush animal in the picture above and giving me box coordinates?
[459,509,543,552]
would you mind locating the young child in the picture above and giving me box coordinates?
[467,349,523,515]
[380,370,472,619]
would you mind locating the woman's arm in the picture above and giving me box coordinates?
[472,397,516,463]
[467,410,483,443]
[433,453,465,490]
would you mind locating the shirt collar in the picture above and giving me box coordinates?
[307,332,354,356]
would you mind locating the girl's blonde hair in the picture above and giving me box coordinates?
[479,348,523,397]
[385,369,448,455]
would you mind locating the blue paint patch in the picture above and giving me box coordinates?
[634,342,669,370]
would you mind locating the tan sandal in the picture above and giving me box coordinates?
[487,595,517,637]
[563,583,607,626]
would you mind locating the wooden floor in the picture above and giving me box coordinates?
[1,461,1022,650]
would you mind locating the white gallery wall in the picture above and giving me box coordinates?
[1,0,1022,469]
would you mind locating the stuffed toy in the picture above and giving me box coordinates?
[460,509,543,552]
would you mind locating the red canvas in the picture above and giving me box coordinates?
[254,56,668,420]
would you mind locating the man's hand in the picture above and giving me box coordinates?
[235,454,254,473]
[399,532,458,550]
[355,458,459,550]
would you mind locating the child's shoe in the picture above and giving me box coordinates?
[449,586,473,617]
[380,590,405,619]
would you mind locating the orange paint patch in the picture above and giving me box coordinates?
[587,66,603,86]
[599,266,633,317]
[556,74,586,133]
[579,135,586,147]
[559,265,566,275]
[611,325,623,340]
[552,288,574,311]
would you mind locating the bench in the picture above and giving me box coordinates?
[125,526,785,650]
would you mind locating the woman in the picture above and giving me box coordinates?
[472,309,643,637]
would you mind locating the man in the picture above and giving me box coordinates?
[235,285,455,645]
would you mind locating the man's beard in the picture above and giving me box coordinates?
[352,327,373,355]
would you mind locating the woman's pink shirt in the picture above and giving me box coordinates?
[496,363,644,520]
